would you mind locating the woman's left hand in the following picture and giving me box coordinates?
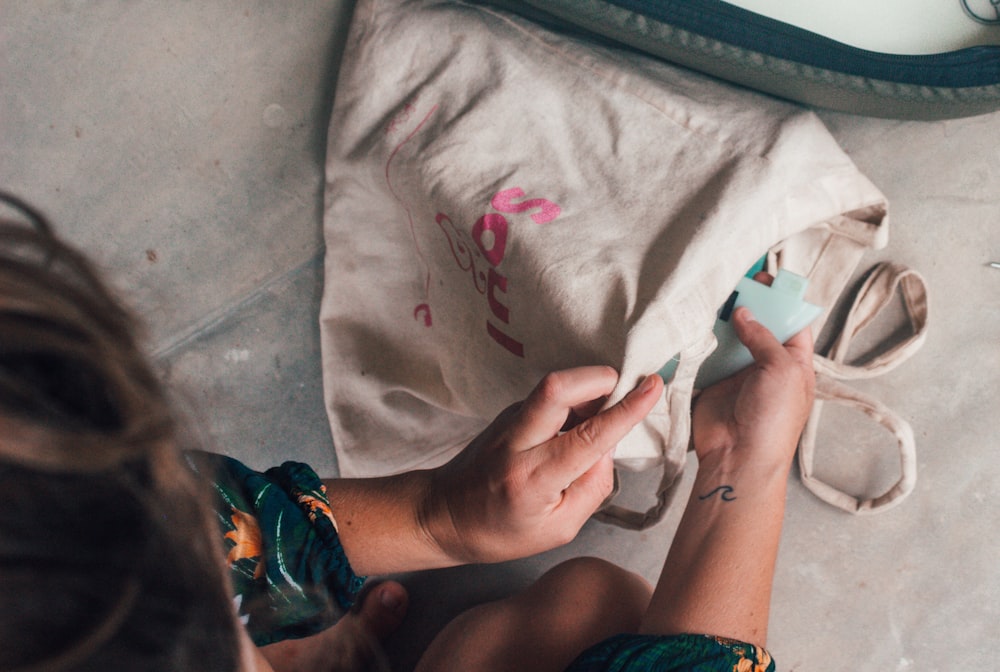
[422,367,662,565]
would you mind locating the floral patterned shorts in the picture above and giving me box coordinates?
[186,452,365,646]
[565,633,775,672]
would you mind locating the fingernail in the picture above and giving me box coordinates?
[380,586,403,612]
[736,307,757,323]
[638,374,657,395]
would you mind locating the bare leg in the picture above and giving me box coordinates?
[258,580,408,672]
[415,557,652,672]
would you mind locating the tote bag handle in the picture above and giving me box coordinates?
[799,262,929,514]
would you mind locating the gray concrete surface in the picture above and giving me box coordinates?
[3,3,998,670]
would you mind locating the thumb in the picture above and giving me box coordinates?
[352,581,409,640]
[731,307,786,366]
[542,373,662,489]
[733,306,815,370]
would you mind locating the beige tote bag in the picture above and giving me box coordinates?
[319,0,926,528]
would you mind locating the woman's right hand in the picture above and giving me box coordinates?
[691,306,815,471]
[642,305,815,646]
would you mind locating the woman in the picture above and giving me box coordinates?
[0,192,812,671]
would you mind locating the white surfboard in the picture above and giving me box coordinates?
[724,0,1000,54]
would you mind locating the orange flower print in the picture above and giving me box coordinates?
[713,636,772,672]
[295,485,338,532]
[733,647,772,672]
[225,507,264,579]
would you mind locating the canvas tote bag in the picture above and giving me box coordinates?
[319,0,926,528]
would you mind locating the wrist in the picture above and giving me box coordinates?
[417,466,478,567]
[400,469,465,569]
[695,441,795,486]
[325,470,455,575]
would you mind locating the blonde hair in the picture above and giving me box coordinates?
[0,192,241,671]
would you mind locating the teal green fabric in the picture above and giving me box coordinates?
[186,452,366,646]
[744,255,767,279]
[565,633,775,672]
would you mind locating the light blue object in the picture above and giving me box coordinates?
[658,269,822,387]
[744,254,767,279]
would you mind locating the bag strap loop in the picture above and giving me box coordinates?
[798,375,918,513]
[799,262,928,514]
[813,262,929,380]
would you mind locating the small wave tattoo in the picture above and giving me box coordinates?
[699,485,737,502]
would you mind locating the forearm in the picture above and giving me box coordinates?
[639,450,791,646]
[323,471,454,576]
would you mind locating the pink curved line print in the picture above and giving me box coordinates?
[491,187,561,224]
[471,213,508,267]
[383,102,439,326]
[431,187,563,359]
[380,101,562,356]
[435,213,487,294]
[413,304,432,326]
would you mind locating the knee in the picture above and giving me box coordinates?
[545,556,650,589]
[537,557,652,626]
[416,559,652,672]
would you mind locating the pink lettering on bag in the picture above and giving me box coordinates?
[486,268,510,324]
[430,187,563,357]
[413,304,432,326]
[471,213,508,266]
[487,321,525,358]
[490,187,561,224]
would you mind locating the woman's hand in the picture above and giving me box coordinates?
[326,367,662,575]
[642,298,815,646]
[692,304,815,471]
[421,367,663,565]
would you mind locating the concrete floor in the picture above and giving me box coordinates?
[3,3,998,670]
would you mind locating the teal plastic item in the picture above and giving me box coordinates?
[744,254,767,279]
[658,269,822,386]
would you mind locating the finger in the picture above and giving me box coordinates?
[536,374,662,489]
[752,270,774,286]
[783,325,815,368]
[561,395,610,432]
[352,581,409,639]
[512,366,620,450]
[731,307,788,365]
[733,307,815,372]
[556,449,615,525]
